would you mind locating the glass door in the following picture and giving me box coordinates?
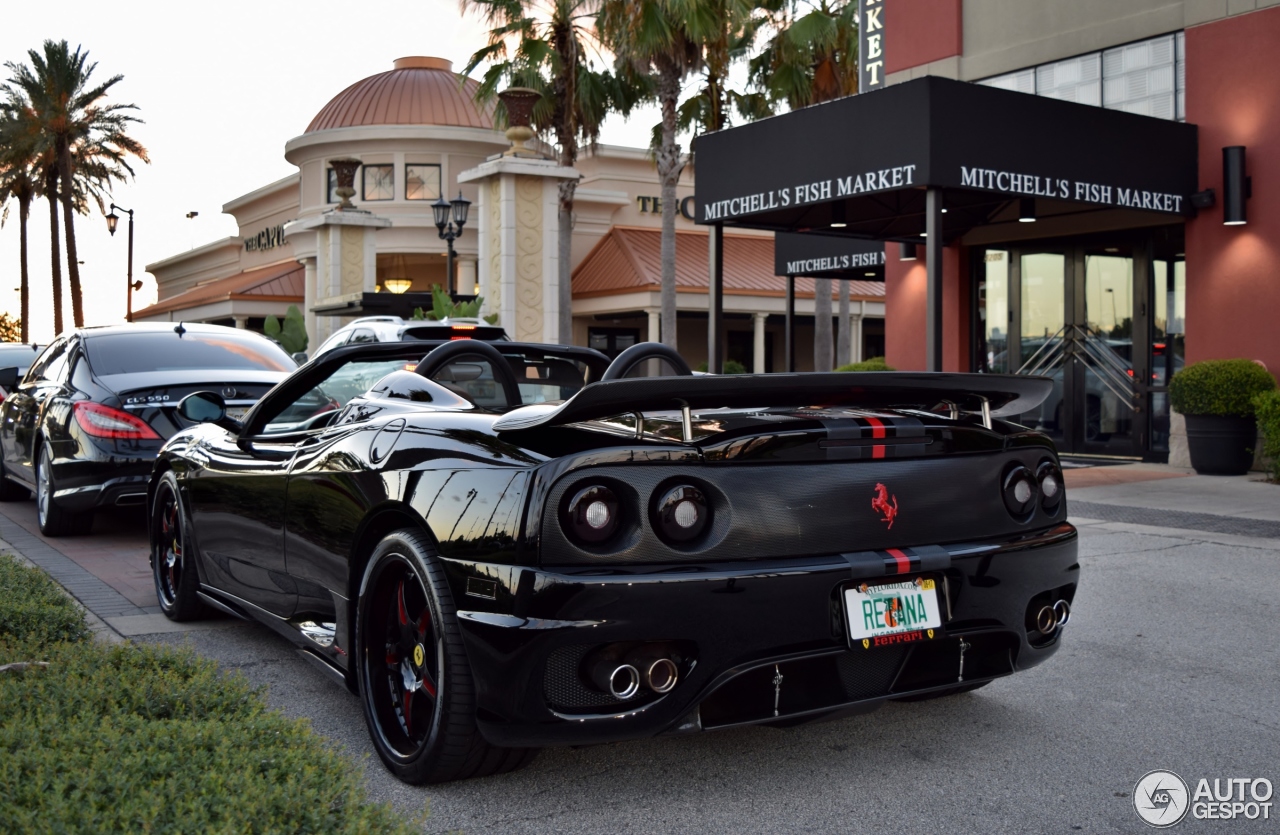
[977,243,1147,456]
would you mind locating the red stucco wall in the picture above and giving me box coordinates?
[1184,8,1280,374]
[884,244,969,371]
[885,0,963,75]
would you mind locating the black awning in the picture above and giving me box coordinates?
[696,76,1198,240]
[774,232,885,278]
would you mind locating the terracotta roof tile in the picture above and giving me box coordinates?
[135,262,304,319]
[573,227,884,300]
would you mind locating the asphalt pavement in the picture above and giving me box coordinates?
[4,467,1279,834]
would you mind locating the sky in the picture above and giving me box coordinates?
[0,0,664,343]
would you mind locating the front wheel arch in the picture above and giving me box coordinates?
[346,505,440,692]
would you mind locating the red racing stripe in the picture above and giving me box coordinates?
[886,548,911,573]
[864,416,887,438]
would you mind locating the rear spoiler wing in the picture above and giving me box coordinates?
[493,372,1052,433]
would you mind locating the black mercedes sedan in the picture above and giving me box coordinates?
[0,323,296,536]
[150,339,1078,785]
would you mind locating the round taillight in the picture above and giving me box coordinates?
[1037,460,1063,511]
[1002,465,1038,518]
[652,484,710,544]
[563,485,620,545]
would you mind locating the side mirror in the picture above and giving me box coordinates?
[0,367,19,390]
[177,391,241,432]
[291,351,309,365]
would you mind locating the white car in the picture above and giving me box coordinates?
[309,317,508,361]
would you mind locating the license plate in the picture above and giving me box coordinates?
[226,406,250,421]
[844,578,943,649]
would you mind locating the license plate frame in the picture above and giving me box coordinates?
[226,406,250,422]
[842,576,944,650]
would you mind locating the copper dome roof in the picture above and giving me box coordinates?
[305,57,495,133]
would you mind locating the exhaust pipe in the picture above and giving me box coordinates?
[1053,599,1071,627]
[1035,605,1057,635]
[591,661,640,700]
[639,657,679,694]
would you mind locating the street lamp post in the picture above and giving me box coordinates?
[106,205,143,322]
[432,192,471,296]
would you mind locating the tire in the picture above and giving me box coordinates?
[0,455,30,501]
[150,471,208,621]
[356,529,537,784]
[892,681,990,703]
[35,443,92,537]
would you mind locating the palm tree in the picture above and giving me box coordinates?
[0,115,39,342]
[4,40,148,330]
[671,0,769,138]
[463,0,630,345]
[750,1,858,370]
[750,0,859,110]
[599,0,702,351]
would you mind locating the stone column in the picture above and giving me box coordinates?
[458,259,478,297]
[283,210,391,335]
[852,300,865,363]
[459,156,579,343]
[753,312,768,374]
[233,316,249,330]
[647,308,661,343]
[301,257,318,347]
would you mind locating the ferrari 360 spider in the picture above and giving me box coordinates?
[150,339,1077,784]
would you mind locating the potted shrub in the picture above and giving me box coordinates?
[836,356,895,372]
[1169,359,1277,475]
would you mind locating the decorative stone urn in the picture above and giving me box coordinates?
[329,158,362,209]
[497,88,541,156]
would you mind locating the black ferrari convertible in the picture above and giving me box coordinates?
[151,339,1077,784]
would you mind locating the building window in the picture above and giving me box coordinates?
[405,164,442,201]
[588,327,639,359]
[979,31,1185,122]
[363,164,394,201]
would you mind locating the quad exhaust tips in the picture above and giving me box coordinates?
[587,645,682,699]
[1034,600,1072,635]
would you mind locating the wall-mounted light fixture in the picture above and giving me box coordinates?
[1018,198,1036,223]
[830,202,847,229]
[899,242,918,261]
[1223,146,1250,226]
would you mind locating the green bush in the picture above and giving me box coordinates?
[694,359,747,374]
[1169,359,1277,417]
[0,553,89,644]
[0,552,414,833]
[836,356,895,372]
[263,304,309,355]
[1255,390,1280,482]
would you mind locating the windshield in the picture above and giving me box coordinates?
[263,358,414,433]
[86,332,296,375]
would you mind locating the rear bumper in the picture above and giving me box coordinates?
[445,522,1079,748]
[49,438,158,512]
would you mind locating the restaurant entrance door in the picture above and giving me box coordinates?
[975,240,1166,457]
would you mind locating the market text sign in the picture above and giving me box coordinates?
[785,251,885,275]
[959,165,1185,213]
[703,164,918,221]
[859,0,887,91]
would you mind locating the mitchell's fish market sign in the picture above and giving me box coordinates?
[784,251,885,275]
[960,165,1185,213]
[701,164,919,221]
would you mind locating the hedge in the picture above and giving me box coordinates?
[0,552,90,644]
[1255,390,1280,482]
[1169,359,1276,417]
[836,356,895,372]
[0,553,414,834]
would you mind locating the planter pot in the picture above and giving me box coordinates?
[1184,414,1257,476]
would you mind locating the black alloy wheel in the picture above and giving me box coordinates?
[356,529,536,784]
[150,471,207,621]
[35,443,92,537]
